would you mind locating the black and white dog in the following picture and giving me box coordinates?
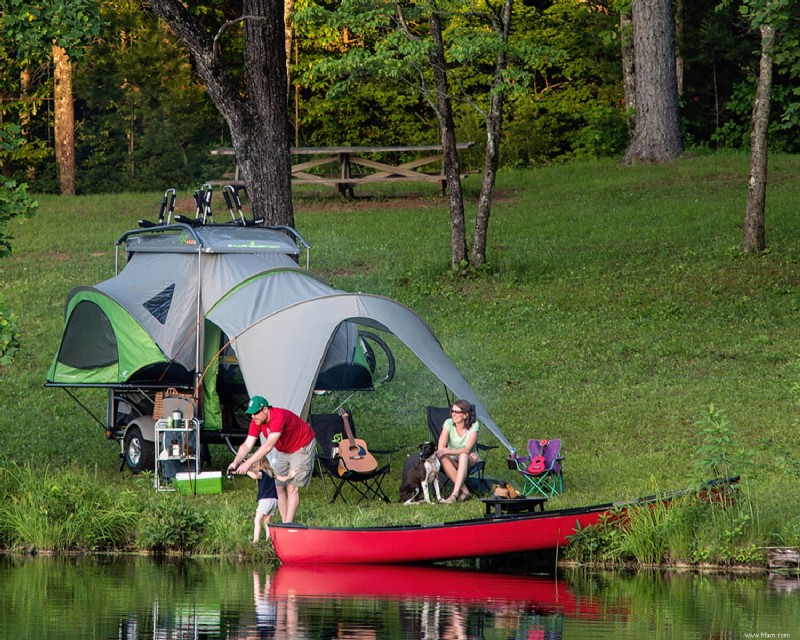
[399,442,442,505]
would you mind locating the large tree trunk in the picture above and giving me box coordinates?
[622,0,682,165]
[743,24,774,254]
[53,44,76,195]
[150,0,294,227]
[472,0,513,269]
[238,0,294,224]
[429,11,467,271]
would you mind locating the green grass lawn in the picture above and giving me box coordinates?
[2,150,799,554]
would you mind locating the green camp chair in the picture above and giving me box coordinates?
[508,438,564,498]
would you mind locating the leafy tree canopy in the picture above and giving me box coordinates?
[2,0,103,61]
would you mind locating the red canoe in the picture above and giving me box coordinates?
[269,478,738,565]
[269,502,611,565]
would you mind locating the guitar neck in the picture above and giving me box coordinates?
[340,412,356,447]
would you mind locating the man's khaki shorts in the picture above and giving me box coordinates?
[274,439,316,488]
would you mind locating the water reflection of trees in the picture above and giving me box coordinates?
[3,557,798,638]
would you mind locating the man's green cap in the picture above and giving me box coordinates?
[245,395,271,414]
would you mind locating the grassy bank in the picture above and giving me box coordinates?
[1,151,799,562]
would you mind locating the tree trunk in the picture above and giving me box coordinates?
[20,68,36,182]
[743,24,774,254]
[284,0,295,97]
[674,0,684,96]
[53,44,76,195]
[239,0,294,225]
[150,0,294,227]
[429,11,467,271]
[472,0,513,269]
[620,8,636,137]
[622,0,682,165]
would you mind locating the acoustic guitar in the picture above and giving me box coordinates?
[336,409,378,475]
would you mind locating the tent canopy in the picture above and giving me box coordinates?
[211,292,513,452]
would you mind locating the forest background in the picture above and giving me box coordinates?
[1,0,799,194]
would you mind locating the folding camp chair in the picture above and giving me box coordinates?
[309,413,393,504]
[426,406,497,491]
[508,438,564,498]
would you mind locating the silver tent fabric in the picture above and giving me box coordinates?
[95,253,200,371]
[200,253,303,309]
[204,267,362,383]
[210,292,514,454]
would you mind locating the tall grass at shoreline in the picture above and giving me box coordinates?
[566,407,765,566]
[1,151,800,560]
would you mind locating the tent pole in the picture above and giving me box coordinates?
[332,392,355,414]
[194,249,203,402]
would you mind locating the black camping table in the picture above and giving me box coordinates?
[480,496,548,518]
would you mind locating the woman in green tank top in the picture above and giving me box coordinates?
[436,399,480,503]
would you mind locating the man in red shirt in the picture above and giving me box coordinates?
[228,396,316,523]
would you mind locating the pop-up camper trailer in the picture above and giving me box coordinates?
[46,189,513,473]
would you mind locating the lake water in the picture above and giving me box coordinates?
[1,555,797,639]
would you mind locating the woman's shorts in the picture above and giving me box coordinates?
[445,451,480,466]
[273,439,316,488]
[256,498,278,517]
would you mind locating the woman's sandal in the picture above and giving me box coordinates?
[442,494,458,504]
[458,491,471,501]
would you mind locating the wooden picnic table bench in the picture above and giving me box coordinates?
[210,142,476,197]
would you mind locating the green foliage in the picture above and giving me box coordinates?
[680,1,759,148]
[1,0,102,61]
[617,487,681,565]
[0,125,38,366]
[477,0,629,164]
[566,408,764,567]
[0,176,38,258]
[139,499,206,553]
[4,0,800,190]
[693,406,742,484]
[197,500,257,556]
[0,463,140,551]
[565,510,625,563]
[70,0,226,192]
[0,296,21,366]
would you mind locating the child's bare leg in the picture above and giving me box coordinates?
[253,512,264,544]
[263,514,272,540]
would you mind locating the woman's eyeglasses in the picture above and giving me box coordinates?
[451,409,465,414]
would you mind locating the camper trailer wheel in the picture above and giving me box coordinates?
[123,426,154,474]
[359,331,396,384]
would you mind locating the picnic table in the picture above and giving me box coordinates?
[210,142,476,197]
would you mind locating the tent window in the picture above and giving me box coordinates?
[59,300,118,368]
[143,284,175,325]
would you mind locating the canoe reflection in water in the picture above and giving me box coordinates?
[251,563,599,639]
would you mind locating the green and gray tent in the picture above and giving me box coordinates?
[46,223,513,453]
